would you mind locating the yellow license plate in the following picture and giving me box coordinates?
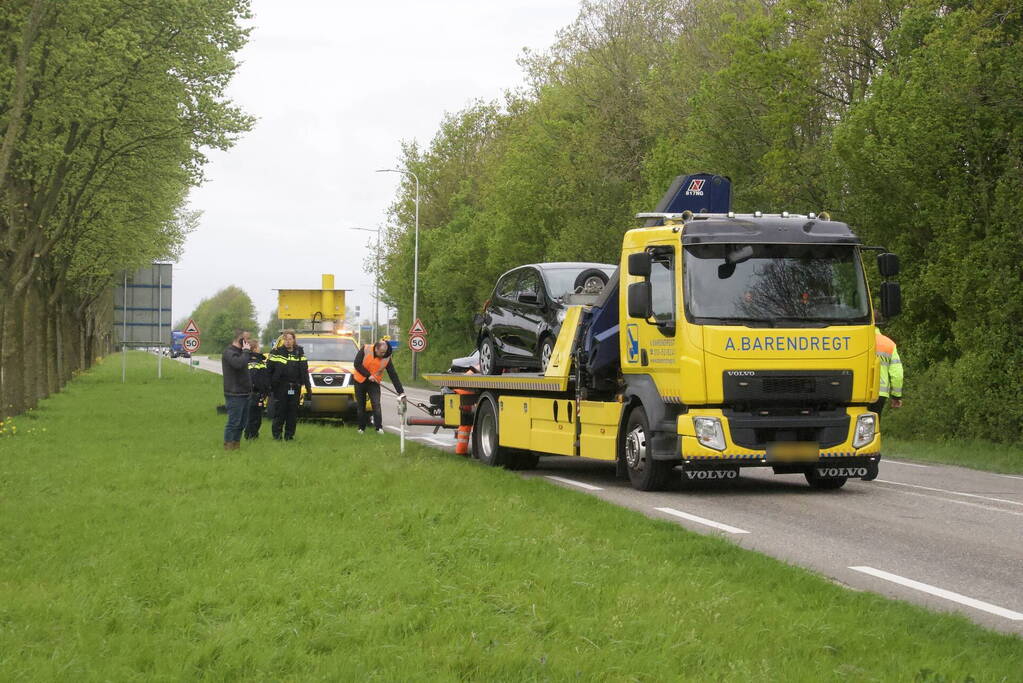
[767,441,819,462]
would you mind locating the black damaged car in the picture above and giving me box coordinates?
[475,262,614,374]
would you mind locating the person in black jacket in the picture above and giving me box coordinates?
[221,330,253,450]
[352,339,405,434]
[244,340,271,440]
[268,330,311,441]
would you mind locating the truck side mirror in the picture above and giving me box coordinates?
[628,252,651,278]
[880,282,901,318]
[627,282,653,319]
[877,252,900,278]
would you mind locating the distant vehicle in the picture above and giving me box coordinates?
[169,331,190,358]
[475,262,615,374]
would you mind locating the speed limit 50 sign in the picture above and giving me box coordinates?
[408,334,427,352]
[183,334,201,353]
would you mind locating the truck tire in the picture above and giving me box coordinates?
[473,396,508,467]
[622,406,673,491]
[479,336,499,375]
[804,469,847,490]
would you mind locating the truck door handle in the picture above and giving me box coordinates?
[641,349,648,366]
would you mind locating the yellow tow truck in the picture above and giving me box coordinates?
[425,175,901,491]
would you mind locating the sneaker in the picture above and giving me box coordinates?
[357,428,364,434]
[376,428,384,434]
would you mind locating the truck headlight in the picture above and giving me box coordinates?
[853,413,877,448]
[693,417,726,451]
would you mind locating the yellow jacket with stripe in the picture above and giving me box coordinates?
[875,328,903,399]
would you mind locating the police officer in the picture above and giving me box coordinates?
[268,330,311,441]
[352,339,405,433]
[244,340,271,439]
[871,324,904,420]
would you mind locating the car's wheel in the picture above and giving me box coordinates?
[473,396,508,467]
[804,470,848,490]
[539,335,555,372]
[622,406,673,491]
[573,268,610,294]
[479,336,499,375]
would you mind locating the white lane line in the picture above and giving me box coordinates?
[654,507,750,535]
[421,437,454,448]
[882,488,1023,518]
[544,476,604,492]
[849,566,1023,621]
[1001,474,1023,481]
[883,460,930,469]
[877,479,1023,507]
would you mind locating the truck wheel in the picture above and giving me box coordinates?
[473,396,507,467]
[479,337,499,375]
[804,470,847,490]
[539,336,555,372]
[622,406,673,491]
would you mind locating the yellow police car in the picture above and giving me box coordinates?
[274,331,363,418]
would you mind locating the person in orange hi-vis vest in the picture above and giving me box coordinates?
[870,325,904,421]
[352,340,405,434]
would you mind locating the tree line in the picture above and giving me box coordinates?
[378,0,1022,442]
[0,0,252,417]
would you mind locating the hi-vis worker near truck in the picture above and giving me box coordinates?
[423,174,902,491]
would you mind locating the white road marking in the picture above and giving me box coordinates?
[654,507,750,535]
[883,460,930,469]
[544,476,604,492]
[849,566,1023,621]
[1001,474,1023,481]
[877,479,1023,507]
[876,487,1023,518]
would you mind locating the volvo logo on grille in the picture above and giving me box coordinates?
[815,467,868,478]
[684,469,738,480]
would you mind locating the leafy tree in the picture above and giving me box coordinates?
[179,286,259,352]
[0,0,252,416]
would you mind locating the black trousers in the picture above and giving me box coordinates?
[244,394,264,439]
[868,397,887,424]
[272,389,301,440]
[354,380,382,430]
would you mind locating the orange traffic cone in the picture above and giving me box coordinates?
[455,425,471,456]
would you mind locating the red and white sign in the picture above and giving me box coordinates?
[408,318,428,336]
[183,335,201,353]
[183,318,201,335]
[408,334,427,352]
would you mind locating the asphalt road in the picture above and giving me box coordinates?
[182,355,1023,636]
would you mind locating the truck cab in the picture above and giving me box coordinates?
[617,211,897,489]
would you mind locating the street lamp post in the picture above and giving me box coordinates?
[375,168,420,378]
[351,226,381,344]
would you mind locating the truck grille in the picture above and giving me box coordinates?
[723,370,852,404]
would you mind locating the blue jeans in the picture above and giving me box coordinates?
[224,394,251,443]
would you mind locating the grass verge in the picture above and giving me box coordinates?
[886,437,1023,474]
[1,353,1020,680]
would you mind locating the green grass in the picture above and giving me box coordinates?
[1,353,1020,680]
[886,437,1023,474]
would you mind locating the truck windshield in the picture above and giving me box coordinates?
[684,244,869,326]
[300,338,358,362]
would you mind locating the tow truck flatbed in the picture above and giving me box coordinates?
[422,372,570,393]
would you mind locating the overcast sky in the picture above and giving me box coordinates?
[174,0,582,333]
